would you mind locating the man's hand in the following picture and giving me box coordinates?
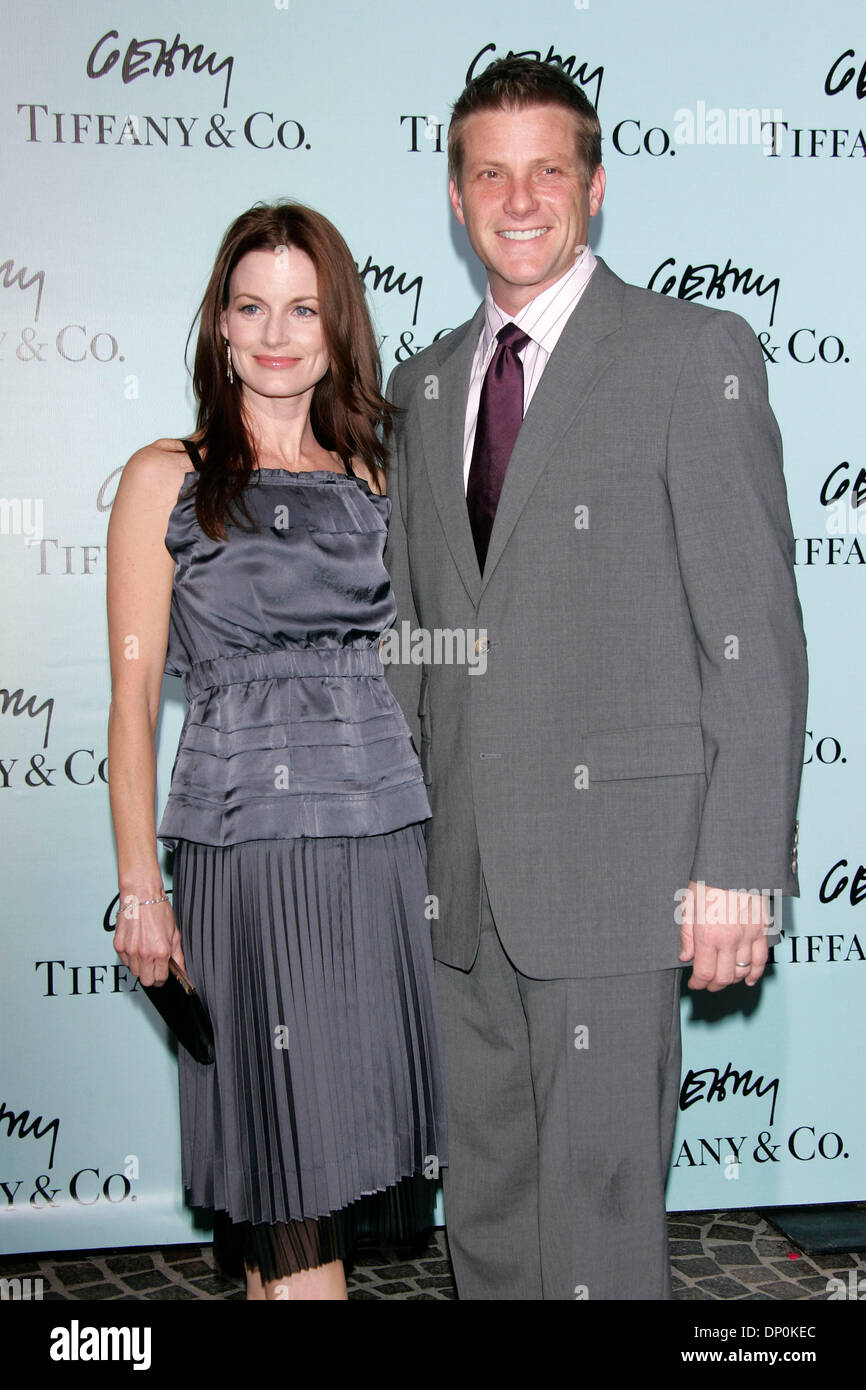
[678,881,770,990]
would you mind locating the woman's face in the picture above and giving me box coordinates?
[219,245,330,405]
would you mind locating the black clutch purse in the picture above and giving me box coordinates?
[105,896,215,1065]
[140,957,216,1066]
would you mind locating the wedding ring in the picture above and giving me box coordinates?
[735,961,751,968]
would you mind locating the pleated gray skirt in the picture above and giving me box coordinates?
[171,822,448,1280]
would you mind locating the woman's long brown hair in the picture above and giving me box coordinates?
[185,201,394,540]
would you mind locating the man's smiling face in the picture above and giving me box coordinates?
[449,102,605,315]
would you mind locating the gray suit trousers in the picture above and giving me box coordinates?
[435,872,683,1300]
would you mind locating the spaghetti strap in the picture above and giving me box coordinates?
[343,457,386,495]
[181,438,203,471]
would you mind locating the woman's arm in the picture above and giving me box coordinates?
[106,441,187,986]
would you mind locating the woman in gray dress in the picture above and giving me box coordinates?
[106,202,447,1300]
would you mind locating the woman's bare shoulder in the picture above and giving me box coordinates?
[109,440,195,530]
[119,438,193,499]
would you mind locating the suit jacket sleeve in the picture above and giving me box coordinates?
[382,363,423,751]
[665,310,807,896]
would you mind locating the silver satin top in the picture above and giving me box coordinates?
[156,465,431,848]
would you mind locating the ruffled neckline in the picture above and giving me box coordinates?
[180,467,383,499]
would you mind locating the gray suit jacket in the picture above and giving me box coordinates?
[383,256,808,977]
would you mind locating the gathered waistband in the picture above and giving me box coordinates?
[184,646,384,698]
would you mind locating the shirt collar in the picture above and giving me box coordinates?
[480,245,597,357]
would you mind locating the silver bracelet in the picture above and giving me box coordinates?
[110,891,170,931]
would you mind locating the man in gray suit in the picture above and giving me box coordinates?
[382,57,807,1300]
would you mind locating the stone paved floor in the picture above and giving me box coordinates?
[1,1209,863,1300]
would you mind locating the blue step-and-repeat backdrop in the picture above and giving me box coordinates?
[1,0,863,1253]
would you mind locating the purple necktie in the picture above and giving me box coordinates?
[467,323,531,572]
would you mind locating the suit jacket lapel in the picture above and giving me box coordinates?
[414,258,626,606]
[479,257,625,595]
[417,303,486,605]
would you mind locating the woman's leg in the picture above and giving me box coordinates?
[244,1262,267,1300]
[262,1260,347,1300]
[241,1213,350,1301]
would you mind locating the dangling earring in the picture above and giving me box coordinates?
[225,340,234,384]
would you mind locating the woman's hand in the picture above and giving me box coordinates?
[114,895,187,986]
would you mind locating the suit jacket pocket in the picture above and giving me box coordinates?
[579,722,706,781]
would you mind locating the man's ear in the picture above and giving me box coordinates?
[588,164,606,218]
[448,178,466,226]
